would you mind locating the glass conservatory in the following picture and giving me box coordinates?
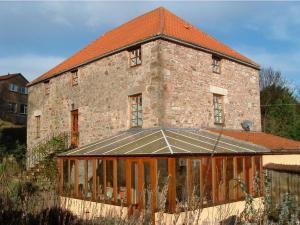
[58,128,268,214]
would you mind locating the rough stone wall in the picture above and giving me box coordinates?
[27,41,163,160]
[27,39,262,166]
[159,40,261,131]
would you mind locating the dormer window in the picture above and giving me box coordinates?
[129,94,143,127]
[71,70,78,86]
[44,81,50,95]
[129,46,142,67]
[212,56,221,74]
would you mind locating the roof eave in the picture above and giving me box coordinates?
[28,34,259,87]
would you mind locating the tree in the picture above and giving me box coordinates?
[260,67,300,140]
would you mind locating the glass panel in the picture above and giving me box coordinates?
[96,159,105,201]
[245,157,252,194]
[131,162,139,205]
[77,160,85,197]
[157,159,168,209]
[191,159,201,203]
[106,160,114,202]
[143,161,151,208]
[87,160,93,198]
[70,160,75,196]
[215,158,225,202]
[117,159,127,205]
[237,157,244,199]
[202,158,212,206]
[254,156,261,196]
[226,157,235,201]
[176,158,187,206]
[63,160,68,195]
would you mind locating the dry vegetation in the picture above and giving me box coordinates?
[1,135,299,225]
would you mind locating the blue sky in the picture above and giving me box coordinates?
[1,1,300,88]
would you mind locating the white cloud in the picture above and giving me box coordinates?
[0,55,65,81]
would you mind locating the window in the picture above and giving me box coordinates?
[19,87,28,94]
[62,160,69,195]
[212,56,221,73]
[202,158,212,206]
[215,158,225,202]
[44,81,50,95]
[9,83,18,92]
[129,46,142,67]
[8,102,17,113]
[176,158,188,206]
[213,94,224,124]
[35,115,40,138]
[71,70,78,86]
[20,104,27,114]
[106,160,114,202]
[191,159,201,205]
[129,94,143,127]
[96,159,105,201]
[117,159,126,205]
[226,157,235,201]
[77,160,85,197]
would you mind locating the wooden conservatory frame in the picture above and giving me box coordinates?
[58,128,267,215]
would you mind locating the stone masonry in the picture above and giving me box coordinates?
[27,39,261,165]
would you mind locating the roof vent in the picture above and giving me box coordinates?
[241,120,253,132]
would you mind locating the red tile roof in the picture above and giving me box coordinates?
[0,73,27,82]
[29,7,259,86]
[210,130,300,151]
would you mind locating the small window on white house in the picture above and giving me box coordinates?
[129,47,142,67]
[8,102,17,113]
[20,104,27,114]
[71,70,78,86]
[213,94,224,124]
[212,56,221,74]
[44,81,50,95]
[9,83,18,92]
[129,94,143,127]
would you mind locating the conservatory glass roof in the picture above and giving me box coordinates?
[61,128,270,156]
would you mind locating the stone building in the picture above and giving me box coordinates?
[27,7,261,151]
[0,73,28,125]
[27,7,300,224]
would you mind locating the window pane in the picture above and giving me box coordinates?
[106,160,114,202]
[117,159,126,205]
[237,158,244,199]
[191,159,201,203]
[143,161,151,208]
[70,160,75,196]
[77,160,85,197]
[215,158,225,202]
[202,158,212,206]
[157,159,168,208]
[226,157,235,201]
[86,160,93,198]
[131,162,139,205]
[245,157,252,194]
[254,156,262,196]
[130,94,142,127]
[63,160,68,195]
[96,159,105,201]
[176,158,187,206]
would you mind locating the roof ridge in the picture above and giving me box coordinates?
[159,7,165,34]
